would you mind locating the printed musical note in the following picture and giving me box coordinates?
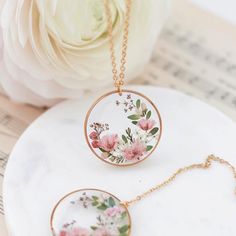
[0,109,27,136]
[0,196,4,215]
[147,54,236,111]
[135,4,236,120]
[160,27,236,78]
[0,151,8,170]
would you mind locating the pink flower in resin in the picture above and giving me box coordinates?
[98,134,118,152]
[92,140,100,148]
[59,227,89,236]
[93,228,112,236]
[71,227,89,236]
[123,140,146,160]
[104,206,122,217]
[89,131,98,140]
[138,119,155,131]
[59,231,67,236]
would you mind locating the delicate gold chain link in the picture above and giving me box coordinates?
[122,155,236,207]
[104,0,132,94]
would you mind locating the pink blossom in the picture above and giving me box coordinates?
[59,231,67,236]
[123,140,146,160]
[71,227,89,236]
[98,134,118,152]
[89,131,98,140]
[93,228,112,236]
[104,206,122,217]
[92,140,100,148]
[138,119,155,131]
[59,227,89,236]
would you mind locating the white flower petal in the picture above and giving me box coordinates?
[0,27,2,53]
[0,0,5,17]
[16,0,30,46]
[0,0,172,106]
[3,24,52,80]
[1,0,17,28]
[3,51,83,99]
[0,60,59,106]
[48,0,58,16]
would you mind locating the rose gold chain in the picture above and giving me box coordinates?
[104,0,132,94]
[122,155,236,207]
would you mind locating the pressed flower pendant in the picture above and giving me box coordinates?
[50,189,131,236]
[84,90,162,166]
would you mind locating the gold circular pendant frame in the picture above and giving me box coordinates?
[84,90,163,167]
[50,188,132,236]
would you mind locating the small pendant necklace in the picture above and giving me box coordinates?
[50,155,236,236]
[84,0,162,166]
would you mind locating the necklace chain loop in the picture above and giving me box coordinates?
[104,0,132,94]
[122,155,236,207]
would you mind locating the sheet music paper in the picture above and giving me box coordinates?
[1,0,236,234]
[136,0,236,121]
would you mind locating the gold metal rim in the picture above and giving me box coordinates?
[84,89,163,167]
[50,188,132,236]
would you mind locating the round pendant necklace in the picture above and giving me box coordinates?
[84,0,162,166]
[51,155,236,236]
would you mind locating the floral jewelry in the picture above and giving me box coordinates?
[84,90,162,166]
[50,155,236,236]
[84,0,162,166]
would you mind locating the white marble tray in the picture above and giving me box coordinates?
[3,86,236,236]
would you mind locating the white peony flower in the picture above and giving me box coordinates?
[0,0,171,106]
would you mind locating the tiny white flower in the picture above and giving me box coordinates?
[141,102,147,111]
[135,107,143,116]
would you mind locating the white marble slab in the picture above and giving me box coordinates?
[3,86,236,236]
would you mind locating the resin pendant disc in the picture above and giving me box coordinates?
[84,90,162,166]
[50,189,131,236]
